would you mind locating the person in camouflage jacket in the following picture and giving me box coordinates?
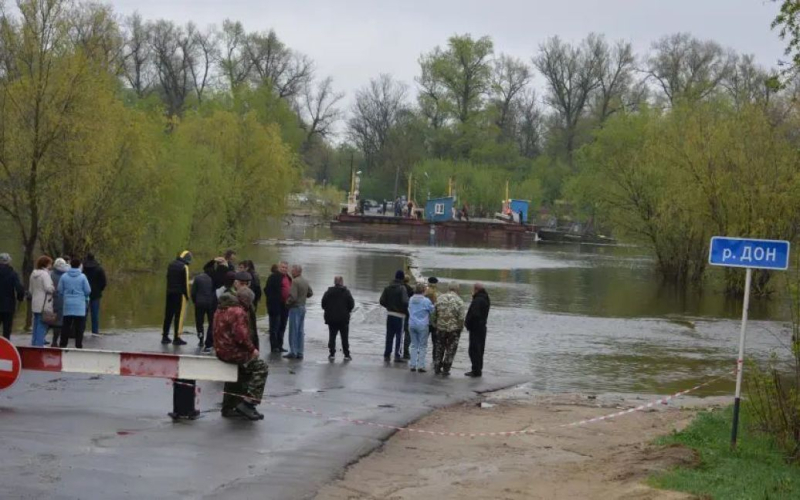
[432,283,467,375]
[213,288,268,421]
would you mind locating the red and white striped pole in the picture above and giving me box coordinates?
[12,346,237,419]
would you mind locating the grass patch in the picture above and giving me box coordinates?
[649,405,800,499]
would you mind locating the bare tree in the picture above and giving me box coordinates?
[218,19,253,89]
[592,37,636,123]
[513,88,544,159]
[722,54,775,110]
[182,22,217,103]
[348,74,409,169]
[534,34,603,163]
[68,2,124,73]
[121,13,154,97]
[300,76,344,143]
[646,33,735,105]
[149,20,192,116]
[247,29,313,100]
[491,54,531,135]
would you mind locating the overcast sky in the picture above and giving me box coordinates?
[108,0,787,108]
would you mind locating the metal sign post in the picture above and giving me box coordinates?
[708,237,790,449]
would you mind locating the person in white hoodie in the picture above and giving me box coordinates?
[29,255,55,346]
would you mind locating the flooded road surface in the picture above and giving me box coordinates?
[4,218,792,395]
[258,234,788,396]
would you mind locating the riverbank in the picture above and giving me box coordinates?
[650,405,800,498]
[316,389,730,500]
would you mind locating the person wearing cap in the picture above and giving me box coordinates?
[0,253,24,340]
[213,287,268,421]
[49,258,70,346]
[285,265,313,360]
[379,270,409,362]
[232,270,260,351]
[162,250,192,346]
[432,282,467,376]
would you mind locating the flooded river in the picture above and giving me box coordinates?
[2,217,792,395]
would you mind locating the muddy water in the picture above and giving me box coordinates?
[2,217,792,395]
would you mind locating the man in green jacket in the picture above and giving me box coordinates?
[432,282,466,376]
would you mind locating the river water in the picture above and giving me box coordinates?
[2,217,792,395]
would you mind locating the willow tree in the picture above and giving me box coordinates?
[171,108,298,252]
[0,0,115,282]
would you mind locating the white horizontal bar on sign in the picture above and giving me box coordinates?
[62,349,120,376]
[0,359,12,372]
[178,356,238,382]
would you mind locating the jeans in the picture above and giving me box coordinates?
[384,315,404,359]
[409,325,430,369]
[288,306,306,356]
[31,312,48,346]
[89,299,101,334]
[60,315,87,349]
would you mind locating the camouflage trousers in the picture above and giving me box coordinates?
[433,330,461,374]
[222,358,268,409]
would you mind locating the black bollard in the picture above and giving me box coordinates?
[169,378,200,420]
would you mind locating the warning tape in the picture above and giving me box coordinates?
[172,370,734,438]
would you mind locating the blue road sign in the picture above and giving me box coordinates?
[709,237,790,271]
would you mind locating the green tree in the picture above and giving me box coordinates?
[418,34,494,125]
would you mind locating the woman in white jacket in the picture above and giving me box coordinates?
[29,255,54,346]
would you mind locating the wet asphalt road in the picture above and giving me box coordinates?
[0,332,525,500]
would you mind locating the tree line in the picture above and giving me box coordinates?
[341,18,800,292]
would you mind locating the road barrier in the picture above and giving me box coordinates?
[14,346,237,420]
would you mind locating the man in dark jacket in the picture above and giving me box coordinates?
[192,261,217,352]
[82,253,107,336]
[162,250,192,346]
[402,275,413,359]
[0,253,25,340]
[465,283,491,377]
[321,276,355,360]
[379,270,409,362]
[264,261,291,353]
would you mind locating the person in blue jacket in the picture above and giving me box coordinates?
[58,258,91,349]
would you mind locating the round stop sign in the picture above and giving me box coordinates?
[0,337,21,390]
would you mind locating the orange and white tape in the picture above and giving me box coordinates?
[174,369,733,438]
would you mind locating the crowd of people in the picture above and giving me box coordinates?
[379,270,490,376]
[0,252,107,347]
[1,248,491,423]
